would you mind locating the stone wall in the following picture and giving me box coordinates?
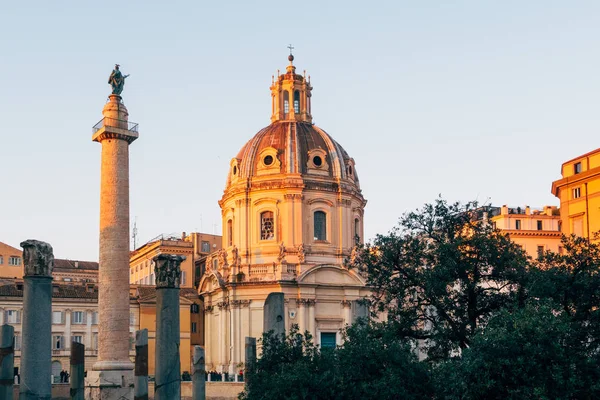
[148,381,243,400]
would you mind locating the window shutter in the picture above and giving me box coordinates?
[16,311,21,324]
[83,311,87,324]
[60,336,64,349]
[61,311,65,324]
[3,311,7,324]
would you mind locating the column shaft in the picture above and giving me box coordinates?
[20,277,52,399]
[0,324,14,400]
[155,289,181,399]
[97,138,131,367]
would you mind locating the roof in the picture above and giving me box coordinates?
[0,281,98,299]
[136,286,199,302]
[54,259,99,271]
[0,242,22,255]
[233,121,359,184]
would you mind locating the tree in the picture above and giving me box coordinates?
[349,198,529,360]
[435,302,600,399]
[239,323,431,400]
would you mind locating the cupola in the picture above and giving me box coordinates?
[270,52,312,123]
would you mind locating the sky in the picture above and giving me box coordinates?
[1,1,599,260]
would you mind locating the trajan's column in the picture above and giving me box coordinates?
[86,64,138,399]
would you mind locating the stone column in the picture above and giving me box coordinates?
[0,324,14,400]
[87,93,138,399]
[19,239,54,400]
[263,293,285,338]
[192,346,205,400]
[244,337,256,386]
[134,329,148,400]
[154,254,184,400]
[70,342,84,400]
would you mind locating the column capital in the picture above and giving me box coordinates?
[153,254,185,288]
[20,239,54,277]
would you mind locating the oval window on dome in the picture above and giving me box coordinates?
[264,155,274,166]
[233,166,237,175]
[348,165,353,175]
[313,156,323,167]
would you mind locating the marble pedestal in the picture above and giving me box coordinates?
[85,369,134,400]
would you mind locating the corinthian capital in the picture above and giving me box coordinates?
[153,254,186,288]
[20,239,54,277]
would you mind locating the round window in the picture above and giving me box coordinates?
[264,155,274,166]
[313,156,323,167]
[233,166,237,175]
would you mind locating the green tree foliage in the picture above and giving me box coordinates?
[239,323,431,400]
[435,302,600,399]
[531,234,600,345]
[349,198,529,359]
[241,199,600,399]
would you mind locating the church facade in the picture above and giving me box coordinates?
[198,54,369,373]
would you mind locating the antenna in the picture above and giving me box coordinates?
[132,217,138,249]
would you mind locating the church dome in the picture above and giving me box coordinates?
[233,121,359,183]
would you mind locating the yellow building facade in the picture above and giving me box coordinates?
[489,205,562,258]
[552,147,600,242]
[199,55,370,374]
[0,242,23,279]
[129,235,195,287]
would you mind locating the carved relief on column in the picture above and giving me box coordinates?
[204,305,214,314]
[341,300,352,308]
[153,254,185,288]
[217,300,229,311]
[20,240,54,277]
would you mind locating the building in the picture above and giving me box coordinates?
[130,234,194,287]
[129,232,222,288]
[136,286,203,376]
[0,279,201,379]
[0,241,99,282]
[198,54,369,374]
[0,242,23,279]
[489,205,562,258]
[551,147,600,242]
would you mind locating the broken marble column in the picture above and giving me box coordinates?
[134,329,148,400]
[154,254,184,400]
[0,324,14,400]
[263,292,285,338]
[19,240,53,400]
[70,342,84,400]
[244,337,256,386]
[192,346,205,400]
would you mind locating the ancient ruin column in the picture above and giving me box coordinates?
[87,93,138,399]
[0,324,14,400]
[244,337,256,386]
[154,254,184,400]
[263,292,285,338]
[192,346,205,400]
[19,239,54,400]
[70,342,85,400]
[134,329,148,400]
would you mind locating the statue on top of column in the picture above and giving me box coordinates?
[108,64,129,96]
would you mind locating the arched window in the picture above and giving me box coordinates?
[314,211,327,241]
[227,219,233,247]
[354,218,360,244]
[294,90,300,113]
[261,211,275,240]
[283,91,290,114]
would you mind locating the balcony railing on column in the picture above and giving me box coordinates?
[92,117,139,134]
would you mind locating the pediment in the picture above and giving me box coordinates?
[297,265,365,286]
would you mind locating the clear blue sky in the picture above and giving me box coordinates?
[1,1,599,260]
